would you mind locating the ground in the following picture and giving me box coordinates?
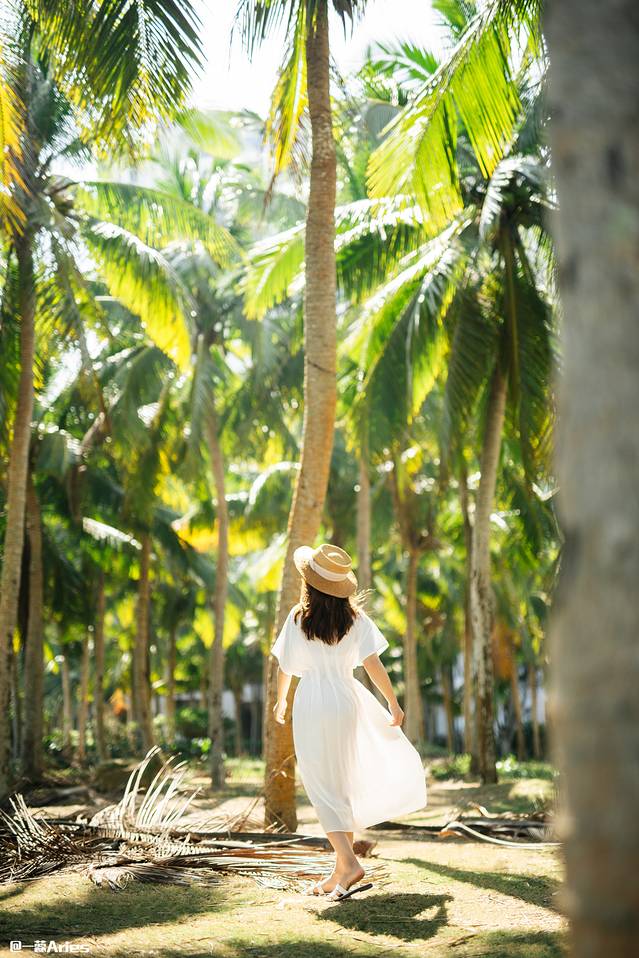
[0,758,567,958]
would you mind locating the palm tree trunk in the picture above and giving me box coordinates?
[263,0,337,831]
[404,548,425,745]
[546,8,639,952]
[441,666,455,753]
[528,663,541,759]
[61,653,72,760]
[21,474,44,780]
[133,533,154,753]
[470,366,507,784]
[510,654,525,761]
[356,452,371,591]
[206,412,229,789]
[77,632,90,764]
[94,572,107,763]
[459,466,475,760]
[0,235,36,799]
[233,690,243,757]
[166,623,177,748]
[356,445,382,698]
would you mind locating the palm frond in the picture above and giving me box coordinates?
[25,0,204,147]
[367,0,542,232]
[242,223,305,319]
[265,1,309,180]
[441,284,499,456]
[79,181,241,266]
[83,219,194,369]
[0,35,26,233]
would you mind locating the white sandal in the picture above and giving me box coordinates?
[326,880,373,902]
[307,877,331,895]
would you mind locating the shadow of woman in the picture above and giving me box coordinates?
[317,891,453,942]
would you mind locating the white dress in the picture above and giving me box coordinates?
[270,607,427,832]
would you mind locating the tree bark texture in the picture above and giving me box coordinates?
[21,475,44,779]
[545,3,639,953]
[0,235,35,799]
[470,366,507,784]
[263,0,337,831]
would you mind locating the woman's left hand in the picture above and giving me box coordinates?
[273,698,287,724]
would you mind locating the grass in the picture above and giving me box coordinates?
[0,759,567,958]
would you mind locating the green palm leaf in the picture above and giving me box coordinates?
[79,181,241,266]
[25,0,204,145]
[367,0,542,232]
[83,219,194,369]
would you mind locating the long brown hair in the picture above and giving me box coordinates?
[294,582,360,645]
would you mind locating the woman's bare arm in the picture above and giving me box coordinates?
[273,666,292,724]
[362,654,405,727]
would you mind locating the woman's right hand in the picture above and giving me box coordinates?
[388,702,404,727]
[273,698,287,725]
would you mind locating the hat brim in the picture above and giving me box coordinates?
[293,545,358,598]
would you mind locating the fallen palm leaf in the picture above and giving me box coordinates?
[0,747,388,893]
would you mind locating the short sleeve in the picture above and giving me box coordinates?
[270,609,303,677]
[356,612,389,666]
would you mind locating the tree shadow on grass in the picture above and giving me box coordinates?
[407,858,561,911]
[457,929,566,957]
[317,891,452,942]
[0,877,231,944]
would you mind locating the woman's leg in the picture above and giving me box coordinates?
[325,831,365,891]
[313,830,360,894]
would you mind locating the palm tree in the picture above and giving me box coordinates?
[545,3,639,954]
[0,0,206,799]
[236,0,366,829]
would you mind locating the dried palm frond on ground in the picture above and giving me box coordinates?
[371,800,559,847]
[0,748,388,893]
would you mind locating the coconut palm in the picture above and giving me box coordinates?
[0,0,210,798]
[236,0,367,830]
[366,0,544,234]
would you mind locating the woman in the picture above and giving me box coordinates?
[270,542,427,901]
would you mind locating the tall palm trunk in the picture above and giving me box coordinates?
[441,666,455,753]
[21,474,44,780]
[459,466,475,759]
[206,411,229,789]
[233,690,243,756]
[0,235,36,799]
[263,0,337,830]
[528,663,541,759]
[61,652,72,759]
[356,446,381,698]
[133,533,154,753]
[94,573,107,762]
[356,453,371,591]
[510,654,525,761]
[166,623,177,748]
[546,5,639,953]
[470,366,507,784]
[77,632,90,764]
[404,548,425,744]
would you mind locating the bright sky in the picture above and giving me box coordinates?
[192,0,445,116]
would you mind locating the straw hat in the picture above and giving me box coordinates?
[293,543,358,598]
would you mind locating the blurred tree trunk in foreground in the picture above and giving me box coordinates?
[546,2,639,954]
